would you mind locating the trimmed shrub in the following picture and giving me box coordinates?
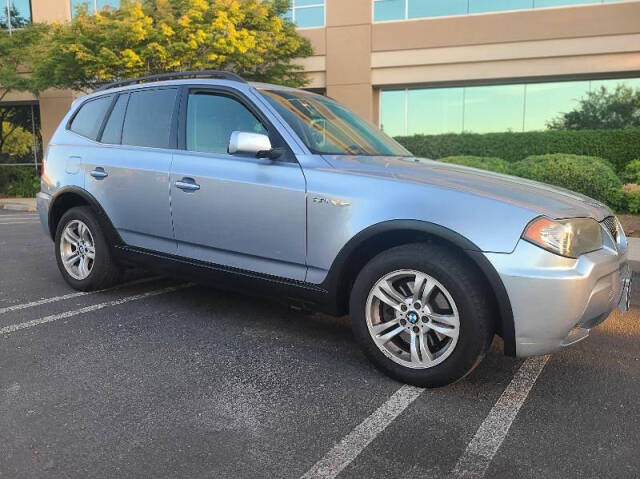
[511,154,624,210]
[4,166,40,197]
[395,127,640,171]
[621,159,640,184]
[437,156,511,174]
[625,190,640,214]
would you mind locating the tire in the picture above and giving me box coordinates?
[349,243,494,388]
[55,206,123,291]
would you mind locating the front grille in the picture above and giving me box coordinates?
[602,216,618,241]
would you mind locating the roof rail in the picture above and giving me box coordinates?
[94,70,247,92]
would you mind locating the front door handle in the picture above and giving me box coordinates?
[175,178,200,192]
[90,167,108,179]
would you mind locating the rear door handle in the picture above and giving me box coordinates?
[175,178,200,192]
[90,167,108,179]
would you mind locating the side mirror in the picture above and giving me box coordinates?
[228,131,281,159]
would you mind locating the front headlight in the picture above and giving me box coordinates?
[523,217,603,258]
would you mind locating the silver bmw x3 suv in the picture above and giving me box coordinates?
[37,71,631,387]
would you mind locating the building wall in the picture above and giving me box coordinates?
[299,1,640,126]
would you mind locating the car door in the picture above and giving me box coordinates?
[81,87,179,255]
[170,87,307,280]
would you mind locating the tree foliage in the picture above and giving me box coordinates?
[547,85,640,131]
[1,121,34,158]
[0,23,50,102]
[32,0,312,91]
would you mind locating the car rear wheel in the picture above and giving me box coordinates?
[350,243,494,387]
[55,206,122,291]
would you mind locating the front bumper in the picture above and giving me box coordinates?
[484,239,630,357]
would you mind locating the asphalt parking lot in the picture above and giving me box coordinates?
[1,209,639,479]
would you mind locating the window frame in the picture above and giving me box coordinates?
[70,0,120,18]
[177,85,297,163]
[372,0,631,23]
[287,0,326,29]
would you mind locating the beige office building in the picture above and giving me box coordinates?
[2,0,640,151]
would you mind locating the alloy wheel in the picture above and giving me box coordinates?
[59,219,96,280]
[365,269,460,369]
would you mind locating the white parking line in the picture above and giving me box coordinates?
[0,221,40,225]
[0,283,192,336]
[0,213,38,218]
[0,276,161,315]
[0,216,38,221]
[300,385,424,479]
[451,355,550,479]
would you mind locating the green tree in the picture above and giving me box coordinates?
[0,114,34,158]
[33,0,312,91]
[0,23,49,103]
[547,84,640,130]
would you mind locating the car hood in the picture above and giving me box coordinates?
[322,155,613,221]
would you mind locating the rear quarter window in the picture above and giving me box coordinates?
[69,95,113,140]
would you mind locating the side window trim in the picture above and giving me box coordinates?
[119,86,180,150]
[177,85,296,163]
[96,93,127,144]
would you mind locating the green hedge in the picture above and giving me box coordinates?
[511,154,624,210]
[437,156,511,174]
[395,127,640,171]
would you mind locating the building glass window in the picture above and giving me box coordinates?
[1,0,32,30]
[374,0,406,21]
[380,89,406,137]
[379,77,640,136]
[407,88,464,135]
[286,0,325,28]
[374,0,629,22]
[70,0,120,18]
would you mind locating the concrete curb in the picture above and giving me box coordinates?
[0,198,37,212]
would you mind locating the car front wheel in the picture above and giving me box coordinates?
[350,243,494,387]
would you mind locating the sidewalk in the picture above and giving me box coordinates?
[0,197,37,212]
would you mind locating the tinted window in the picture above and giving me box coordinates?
[70,95,113,140]
[101,94,129,144]
[186,93,267,155]
[121,88,177,149]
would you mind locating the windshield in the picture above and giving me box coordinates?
[260,89,412,157]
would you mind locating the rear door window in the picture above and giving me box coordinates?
[69,95,113,140]
[121,88,178,149]
[101,93,129,144]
